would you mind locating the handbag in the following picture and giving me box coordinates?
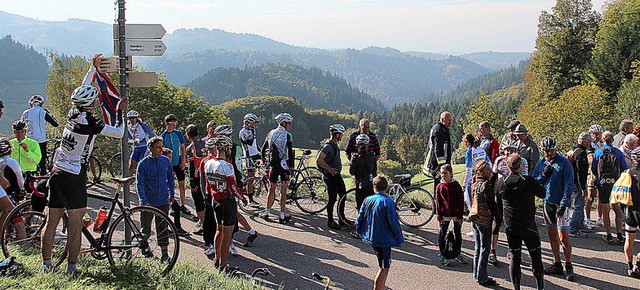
[468,180,492,228]
[610,170,633,206]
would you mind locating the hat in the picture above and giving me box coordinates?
[513,124,528,135]
[507,120,521,130]
[578,132,595,142]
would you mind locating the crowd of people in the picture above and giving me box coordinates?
[0,55,639,289]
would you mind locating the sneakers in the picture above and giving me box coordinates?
[176,227,190,237]
[617,236,625,245]
[248,201,262,208]
[180,205,192,215]
[596,218,604,227]
[565,263,575,281]
[488,253,498,265]
[229,244,239,256]
[628,265,640,277]
[569,231,587,238]
[328,221,341,230]
[244,232,259,247]
[585,219,596,229]
[544,262,564,275]
[455,254,468,264]
[261,210,269,221]
[603,235,615,245]
[438,254,450,266]
[204,244,216,257]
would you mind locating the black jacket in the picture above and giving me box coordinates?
[495,174,545,229]
[349,152,377,187]
[426,122,451,175]
[571,144,589,191]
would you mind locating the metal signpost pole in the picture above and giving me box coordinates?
[117,0,131,245]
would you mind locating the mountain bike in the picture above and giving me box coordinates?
[337,173,435,228]
[46,138,102,188]
[1,176,180,275]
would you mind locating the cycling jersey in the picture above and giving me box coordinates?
[127,122,156,148]
[492,155,528,178]
[591,141,604,151]
[53,110,124,175]
[161,130,185,167]
[463,147,490,187]
[20,106,59,143]
[239,127,260,158]
[199,156,243,201]
[0,155,24,194]
[262,125,294,170]
[532,154,574,208]
[186,139,206,171]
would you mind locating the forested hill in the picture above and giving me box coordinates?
[0,35,48,82]
[186,64,386,113]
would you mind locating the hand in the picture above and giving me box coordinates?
[180,160,186,170]
[581,189,587,198]
[116,96,129,111]
[543,164,554,177]
[134,138,140,146]
[328,167,339,176]
[91,54,103,68]
[20,142,29,152]
[556,206,566,217]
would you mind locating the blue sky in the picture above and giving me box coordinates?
[0,0,607,53]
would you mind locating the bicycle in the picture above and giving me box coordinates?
[109,152,123,178]
[337,173,435,228]
[46,138,103,188]
[240,149,329,215]
[312,272,343,290]
[1,176,180,275]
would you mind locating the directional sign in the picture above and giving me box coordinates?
[124,40,167,56]
[99,56,132,73]
[113,24,166,39]
[128,72,158,88]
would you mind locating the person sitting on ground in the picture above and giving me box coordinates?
[356,175,403,290]
[435,164,466,266]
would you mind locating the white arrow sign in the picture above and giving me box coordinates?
[124,40,167,56]
[113,24,166,39]
[99,56,132,73]
[129,72,159,88]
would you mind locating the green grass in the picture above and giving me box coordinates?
[0,247,262,289]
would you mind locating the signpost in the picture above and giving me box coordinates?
[124,39,167,56]
[113,24,166,39]
[99,56,131,73]
[129,72,159,88]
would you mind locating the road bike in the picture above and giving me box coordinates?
[1,176,180,275]
[240,149,328,214]
[46,138,103,188]
[337,173,435,228]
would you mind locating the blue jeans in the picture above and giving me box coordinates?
[570,188,585,233]
[473,223,492,283]
[464,182,472,210]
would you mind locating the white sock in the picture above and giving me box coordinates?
[280,212,285,219]
[248,229,256,235]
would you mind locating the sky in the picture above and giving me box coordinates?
[0,0,608,53]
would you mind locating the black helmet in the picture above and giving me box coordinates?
[540,136,556,150]
[12,120,27,131]
[0,138,10,156]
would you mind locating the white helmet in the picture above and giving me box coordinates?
[214,125,233,136]
[356,134,370,146]
[500,139,519,150]
[127,110,139,118]
[329,124,346,135]
[213,135,233,149]
[589,124,603,133]
[29,95,45,106]
[243,113,260,124]
[275,113,293,124]
[71,85,99,108]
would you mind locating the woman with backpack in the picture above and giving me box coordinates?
[316,124,347,230]
[435,164,466,266]
[470,160,500,286]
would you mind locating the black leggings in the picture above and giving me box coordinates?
[505,226,544,290]
[323,175,346,222]
[170,201,182,228]
[39,142,47,175]
[438,220,462,256]
[203,193,216,246]
[190,177,205,213]
[355,183,374,211]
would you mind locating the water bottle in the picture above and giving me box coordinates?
[93,206,108,233]
[82,213,93,228]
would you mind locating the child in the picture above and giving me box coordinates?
[435,164,466,266]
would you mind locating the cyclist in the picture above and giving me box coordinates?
[239,113,262,207]
[435,164,465,266]
[136,136,175,263]
[0,137,26,203]
[41,82,127,275]
[199,136,246,272]
[9,120,41,177]
[462,134,490,211]
[613,120,634,148]
[425,112,453,193]
[514,124,540,174]
[161,114,189,216]
[261,113,294,224]
[346,118,380,161]
[317,124,347,230]
[127,110,156,174]
[477,121,500,163]
[161,148,189,237]
[569,132,594,238]
[591,131,627,245]
[0,138,26,243]
[349,134,378,217]
[532,136,575,281]
[201,120,219,258]
[20,94,59,175]
[185,124,206,235]
[586,124,604,228]
[624,147,640,277]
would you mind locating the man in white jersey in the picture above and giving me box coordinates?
[20,94,59,175]
[239,113,261,207]
[587,124,604,227]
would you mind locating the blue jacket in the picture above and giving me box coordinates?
[532,154,574,207]
[136,155,175,207]
[356,192,404,248]
[590,144,628,186]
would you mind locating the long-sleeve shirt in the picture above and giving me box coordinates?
[10,137,41,172]
[435,180,465,219]
[21,106,59,143]
[136,155,175,207]
[356,192,404,248]
[345,131,381,160]
[571,144,590,191]
[426,122,451,175]
[495,174,545,229]
[532,154,574,207]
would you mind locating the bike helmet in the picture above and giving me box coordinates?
[500,139,519,150]
[127,110,139,118]
[275,113,293,124]
[204,137,217,151]
[589,124,603,133]
[356,134,370,146]
[243,113,260,124]
[12,120,27,131]
[540,136,556,150]
[329,124,346,135]
[0,138,11,156]
[29,95,45,106]
[213,135,233,149]
[71,85,99,108]
[214,125,233,136]
[631,147,640,161]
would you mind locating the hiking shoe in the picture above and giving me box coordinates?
[544,263,564,275]
[455,254,468,264]
[180,205,192,215]
[565,264,575,281]
[204,245,216,257]
[488,253,498,265]
[244,232,259,247]
[438,254,450,266]
[628,265,640,277]
[603,235,615,245]
[569,231,587,238]
[229,244,239,256]
[176,227,190,237]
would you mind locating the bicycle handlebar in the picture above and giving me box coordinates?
[28,176,50,198]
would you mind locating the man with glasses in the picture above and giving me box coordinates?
[346,118,380,161]
[532,136,575,281]
[161,114,189,215]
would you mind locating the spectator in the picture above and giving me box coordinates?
[613,120,634,148]
[346,118,381,161]
[478,121,500,163]
[623,147,640,277]
[185,124,206,234]
[501,119,520,144]
[569,132,594,238]
[470,160,499,286]
[20,94,59,175]
[619,134,639,169]
[463,134,491,211]
[634,124,640,147]
[425,112,453,193]
[514,124,540,174]
[435,164,466,266]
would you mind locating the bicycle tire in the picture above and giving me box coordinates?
[54,213,98,267]
[106,206,179,276]
[1,200,49,259]
[395,187,435,228]
[86,155,102,188]
[294,176,329,214]
[337,188,358,227]
[239,176,268,214]
[109,152,123,178]
[300,167,323,179]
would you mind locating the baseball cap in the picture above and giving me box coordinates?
[513,124,528,135]
[578,132,595,142]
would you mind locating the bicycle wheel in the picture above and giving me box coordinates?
[106,206,179,276]
[1,200,46,258]
[395,187,435,228]
[337,188,358,227]
[109,152,123,178]
[239,176,267,214]
[294,176,329,214]
[86,155,102,188]
[300,167,323,179]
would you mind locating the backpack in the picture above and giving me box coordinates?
[597,147,621,187]
[468,180,493,229]
[442,230,461,259]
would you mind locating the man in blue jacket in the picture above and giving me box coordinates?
[532,136,575,281]
[136,136,175,263]
[591,131,628,245]
[356,175,404,290]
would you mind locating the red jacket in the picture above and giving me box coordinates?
[435,180,465,220]
[488,136,500,163]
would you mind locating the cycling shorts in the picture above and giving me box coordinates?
[597,186,612,205]
[372,246,391,269]
[625,210,640,233]
[213,197,237,226]
[245,155,262,173]
[269,166,290,183]
[172,165,186,182]
[543,202,571,231]
[48,168,87,209]
[130,146,148,162]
